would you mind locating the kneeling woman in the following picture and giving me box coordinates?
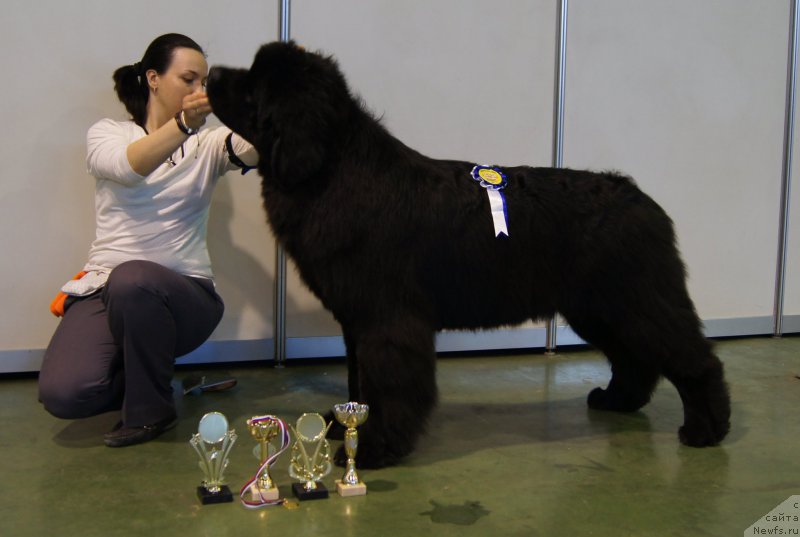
[39,33,257,447]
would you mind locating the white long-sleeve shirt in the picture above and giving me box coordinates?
[76,118,253,286]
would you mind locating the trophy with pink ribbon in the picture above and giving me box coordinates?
[240,415,290,508]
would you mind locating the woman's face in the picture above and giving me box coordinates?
[148,47,208,115]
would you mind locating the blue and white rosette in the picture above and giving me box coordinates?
[471,165,509,237]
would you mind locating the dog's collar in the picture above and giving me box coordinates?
[225,133,257,175]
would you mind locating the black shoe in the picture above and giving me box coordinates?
[104,415,178,448]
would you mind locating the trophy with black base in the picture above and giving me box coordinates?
[288,413,333,500]
[190,411,237,504]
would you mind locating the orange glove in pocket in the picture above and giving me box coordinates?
[49,271,88,317]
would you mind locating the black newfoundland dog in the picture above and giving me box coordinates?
[207,42,730,468]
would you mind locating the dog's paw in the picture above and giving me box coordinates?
[587,387,614,410]
[587,387,646,413]
[678,418,729,447]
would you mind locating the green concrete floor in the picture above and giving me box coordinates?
[1,336,798,537]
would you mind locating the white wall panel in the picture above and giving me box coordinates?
[565,1,789,321]
[1,1,796,371]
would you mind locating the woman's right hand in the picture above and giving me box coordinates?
[182,91,212,130]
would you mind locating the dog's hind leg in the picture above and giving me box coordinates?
[588,356,661,413]
[334,316,438,469]
[660,336,730,447]
[618,294,730,446]
[564,304,730,446]
[611,319,729,446]
[562,313,661,412]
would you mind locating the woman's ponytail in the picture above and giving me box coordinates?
[113,63,148,127]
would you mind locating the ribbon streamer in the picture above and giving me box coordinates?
[470,165,510,237]
[487,189,508,237]
[239,416,291,509]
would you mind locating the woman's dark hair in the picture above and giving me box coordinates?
[112,33,205,127]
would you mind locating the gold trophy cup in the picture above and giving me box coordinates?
[246,416,282,502]
[333,402,369,496]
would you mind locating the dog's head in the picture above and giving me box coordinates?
[207,41,353,189]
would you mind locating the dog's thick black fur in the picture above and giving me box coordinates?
[207,42,730,468]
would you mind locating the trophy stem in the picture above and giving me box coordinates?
[256,440,274,490]
[342,427,360,486]
[257,470,274,491]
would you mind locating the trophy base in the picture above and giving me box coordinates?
[249,483,280,502]
[292,482,329,501]
[336,480,367,497]
[197,485,233,505]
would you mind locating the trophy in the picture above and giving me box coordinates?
[243,415,286,503]
[333,402,369,496]
[190,411,237,504]
[287,413,333,500]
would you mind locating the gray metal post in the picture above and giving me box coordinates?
[774,0,799,338]
[546,0,569,355]
[280,0,291,43]
[274,0,291,365]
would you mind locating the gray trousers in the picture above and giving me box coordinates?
[38,260,224,427]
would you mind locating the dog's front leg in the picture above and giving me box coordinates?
[344,328,360,402]
[333,317,438,469]
[325,327,359,441]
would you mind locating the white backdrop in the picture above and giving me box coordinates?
[565,1,790,323]
[0,1,796,372]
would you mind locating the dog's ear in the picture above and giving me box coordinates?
[253,43,350,189]
[269,112,330,189]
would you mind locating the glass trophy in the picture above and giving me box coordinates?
[190,411,237,504]
[287,413,333,500]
